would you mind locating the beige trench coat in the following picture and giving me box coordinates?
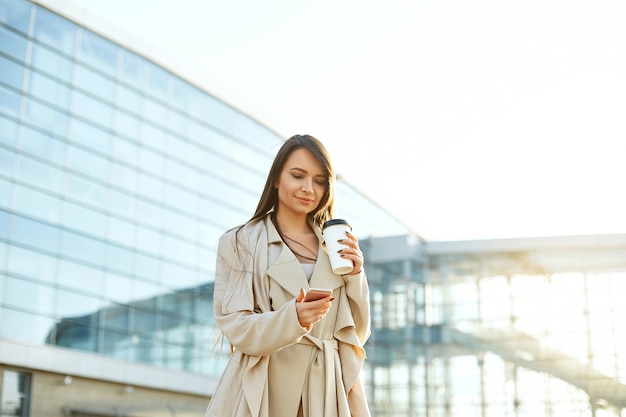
[204,214,371,417]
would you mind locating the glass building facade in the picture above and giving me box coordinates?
[2,1,626,416]
[0,0,408,414]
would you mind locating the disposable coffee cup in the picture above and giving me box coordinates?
[322,219,354,275]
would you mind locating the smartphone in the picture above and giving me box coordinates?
[302,288,333,302]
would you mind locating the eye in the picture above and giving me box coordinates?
[315,180,326,186]
[291,173,303,179]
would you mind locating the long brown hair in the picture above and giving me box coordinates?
[248,134,336,228]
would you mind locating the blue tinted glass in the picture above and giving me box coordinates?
[0,0,32,34]
[31,42,73,81]
[145,64,169,101]
[60,229,105,266]
[10,214,60,253]
[139,123,166,150]
[111,137,139,165]
[0,115,18,147]
[0,25,27,61]
[62,200,107,236]
[20,125,66,164]
[114,110,140,140]
[116,85,142,114]
[0,178,10,209]
[162,210,197,240]
[0,209,8,240]
[134,198,163,229]
[33,6,76,56]
[16,155,64,193]
[107,189,134,218]
[0,84,21,118]
[109,162,136,193]
[74,64,115,102]
[103,303,129,331]
[5,276,56,314]
[170,78,194,112]
[133,252,161,282]
[106,216,134,247]
[163,182,198,215]
[56,287,103,318]
[119,50,146,86]
[161,236,196,268]
[27,70,71,108]
[1,307,56,344]
[23,98,69,137]
[142,98,167,125]
[79,29,118,74]
[104,244,133,275]
[13,184,61,223]
[66,174,107,208]
[67,145,109,179]
[0,55,24,89]
[6,245,57,283]
[103,272,133,303]
[72,91,113,128]
[57,258,103,295]
[134,226,161,256]
[72,119,112,154]
[167,110,187,136]
[135,172,162,201]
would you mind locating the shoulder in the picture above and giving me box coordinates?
[219,217,268,247]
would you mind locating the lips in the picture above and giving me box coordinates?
[296,197,314,204]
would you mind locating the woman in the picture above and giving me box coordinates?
[205,135,371,417]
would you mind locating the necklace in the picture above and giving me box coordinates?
[281,233,318,263]
[272,216,318,263]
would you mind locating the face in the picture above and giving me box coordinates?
[274,148,328,218]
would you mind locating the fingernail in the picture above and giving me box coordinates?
[330,297,335,301]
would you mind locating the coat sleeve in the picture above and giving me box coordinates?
[213,230,308,357]
[342,270,371,344]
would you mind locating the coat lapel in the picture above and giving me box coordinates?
[265,217,309,297]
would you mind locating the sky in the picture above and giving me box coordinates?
[63,0,626,241]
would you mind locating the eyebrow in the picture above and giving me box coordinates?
[289,167,327,178]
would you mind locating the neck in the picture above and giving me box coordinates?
[273,211,310,235]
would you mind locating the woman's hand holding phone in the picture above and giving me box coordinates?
[296,288,334,330]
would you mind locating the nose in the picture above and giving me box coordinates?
[301,178,313,193]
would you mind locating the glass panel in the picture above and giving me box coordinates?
[142,98,167,126]
[106,215,135,247]
[13,184,61,223]
[5,276,56,315]
[103,271,133,303]
[109,161,136,193]
[0,115,19,147]
[1,307,57,344]
[107,188,134,217]
[56,287,103,318]
[114,109,141,140]
[133,252,161,283]
[19,124,66,164]
[0,55,24,89]
[0,178,11,209]
[72,90,113,128]
[66,173,107,208]
[0,0,32,34]
[72,119,112,154]
[0,370,32,417]
[118,50,146,87]
[135,172,162,201]
[23,98,69,137]
[31,42,73,82]
[67,145,109,179]
[10,214,61,254]
[33,6,76,56]
[16,154,64,193]
[57,258,104,295]
[78,28,118,75]
[104,243,133,275]
[111,137,139,165]
[0,25,28,61]
[6,245,57,284]
[116,85,142,114]
[0,84,21,118]
[139,123,167,151]
[60,229,105,266]
[27,70,71,108]
[62,200,107,237]
[145,63,170,101]
[74,63,115,103]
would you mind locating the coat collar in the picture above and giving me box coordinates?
[264,215,344,297]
